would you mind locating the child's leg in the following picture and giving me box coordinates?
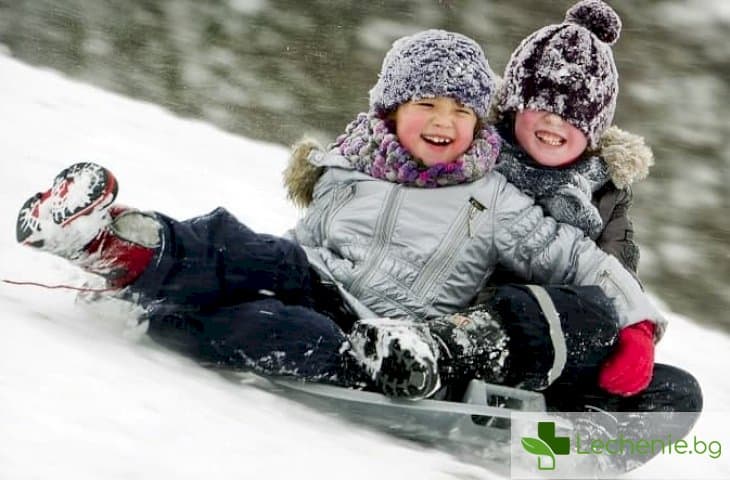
[145,297,366,385]
[19,164,366,386]
[130,207,318,310]
[17,163,320,310]
[543,364,702,473]
[489,284,620,390]
[544,364,702,413]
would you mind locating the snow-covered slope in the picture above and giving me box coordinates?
[1,55,728,479]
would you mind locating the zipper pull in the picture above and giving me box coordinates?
[469,197,486,211]
[467,197,486,238]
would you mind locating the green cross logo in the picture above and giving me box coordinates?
[521,421,571,470]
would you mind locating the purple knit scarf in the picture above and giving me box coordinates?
[331,113,501,187]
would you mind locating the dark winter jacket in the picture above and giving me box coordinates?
[479,121,652,293]
[594,182,639,273]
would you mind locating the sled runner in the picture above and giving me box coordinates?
[218,370,547,471]
[264,376,546,446]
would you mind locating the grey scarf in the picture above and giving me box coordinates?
[496,144,611,239]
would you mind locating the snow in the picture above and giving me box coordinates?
[0,54,728,479]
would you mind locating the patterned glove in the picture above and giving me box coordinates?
[541,183,603,240]
[598,320,656,397]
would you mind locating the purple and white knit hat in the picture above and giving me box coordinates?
[369,29,495,121]
[497,0,622,148]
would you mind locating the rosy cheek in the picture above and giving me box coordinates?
[457,137,472,153]
[450,135,472,158]
[399,134,417,154]
[396,123,417,150]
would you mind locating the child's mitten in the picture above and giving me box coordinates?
[598,320,655,396]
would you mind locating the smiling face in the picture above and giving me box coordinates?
[394,97,478,166]
[514,110,588,167]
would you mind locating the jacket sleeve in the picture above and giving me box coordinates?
[595,185,640,274]
[490,174,666,338]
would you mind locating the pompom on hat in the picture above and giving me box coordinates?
[369,29,496,121]
[497,0,622,148]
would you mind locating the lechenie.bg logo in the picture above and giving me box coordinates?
[521,420,721,472]
[521,421,570,470]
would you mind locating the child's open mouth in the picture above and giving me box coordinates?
[535,130,565,146]
[421,134,453,146]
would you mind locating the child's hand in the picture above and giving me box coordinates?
[598,320,655,396]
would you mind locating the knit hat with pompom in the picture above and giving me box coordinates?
[497,0,622,148]
[369,29,495,121]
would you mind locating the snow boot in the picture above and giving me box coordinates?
[17,162,161,288]
[429,305,510,387]
[348,305,510,400]
[348,318,441,400]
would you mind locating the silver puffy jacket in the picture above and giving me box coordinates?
[288,150,666,337]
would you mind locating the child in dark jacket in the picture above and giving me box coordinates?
[478,0,658,399]
[483,0,663,402]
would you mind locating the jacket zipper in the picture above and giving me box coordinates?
[411,197,486,298]
[467,197,486,238]
[349,185,403,297]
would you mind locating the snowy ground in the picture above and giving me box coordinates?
[1,55,728,479]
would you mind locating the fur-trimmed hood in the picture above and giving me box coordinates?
[282,125,653,208]
[591,125,654,189]
[282,138,327,209]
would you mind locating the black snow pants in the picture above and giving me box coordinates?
[127,208,360,384]
[480,283,702,471]
[125,208,703,435]
[481,284,701,412]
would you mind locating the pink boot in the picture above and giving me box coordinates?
[17,163,161,288]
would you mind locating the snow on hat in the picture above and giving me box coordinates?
[497,0,622,148]
[369,29,495,121]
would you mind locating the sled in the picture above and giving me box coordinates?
[268,378,546,446]
[216,371,551,471]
